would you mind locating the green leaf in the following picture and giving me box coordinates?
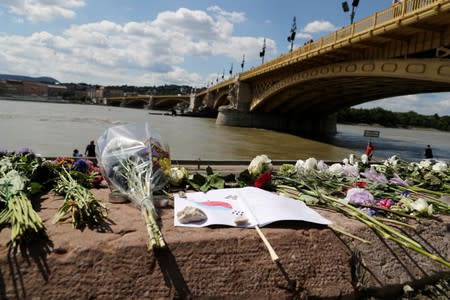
[187,173,207,191]
[28,182,43,195]
[201,174,225,191]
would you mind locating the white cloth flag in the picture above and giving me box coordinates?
[174,187,332,228]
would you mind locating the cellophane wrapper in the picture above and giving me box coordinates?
[96,123,171,197]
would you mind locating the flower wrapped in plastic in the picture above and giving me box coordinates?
[97,123,171,250]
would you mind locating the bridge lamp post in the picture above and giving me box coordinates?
[287,16,297,52]
[342,0,360,24]
[259,38,266,64]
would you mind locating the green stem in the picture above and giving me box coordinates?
[328,224,371,244]
[374,217,417,230]
[276,177,450,268]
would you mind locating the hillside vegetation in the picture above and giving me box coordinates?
[337,107,450,131]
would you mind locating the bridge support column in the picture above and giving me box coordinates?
[148,96,154,109]
[216,107,336,136]
[189,94,203,111]
[235,82,252,112]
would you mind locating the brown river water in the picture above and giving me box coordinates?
[1,99,449,162]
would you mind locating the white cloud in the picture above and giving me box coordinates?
[1,0,86,22]
[207,6,246,23]
[0,6,267,86]
[302,20,337,34]
[356,94,450,116]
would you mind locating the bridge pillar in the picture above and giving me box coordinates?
[189,94,203,111]
[102,98,107,105]
[235,82,252,112]
[148,96,154,109]
[216,107,336,136]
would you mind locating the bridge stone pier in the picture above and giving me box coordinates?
[214,78,337,136]
[216,106,337,136]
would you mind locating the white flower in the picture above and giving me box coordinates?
[408,162,419,172]
[295,157,318,174]
[317,160,329,171]
[304,157,317,171]
[294,159,305,173]
[342,158,349,165]
[348,154,355,165]
[419,160,432,169]
[361,154,369,164]
[328,163,344,175]
[169,166,189,186]
[411,198,434,216]
[432,161,448,172]
[248,154,272,176]
[343,165,359,177]
[385,155,399,167]
[0,169,26,194]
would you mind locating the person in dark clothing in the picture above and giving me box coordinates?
[85,140,96,157]
[424,145,433,159]
[73,149,82,160]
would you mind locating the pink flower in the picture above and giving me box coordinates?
[377,198,394,209]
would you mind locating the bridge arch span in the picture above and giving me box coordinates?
[250,58,450,114]
[153,98,188,109]
[213,92,231,109]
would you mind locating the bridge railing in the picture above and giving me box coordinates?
[238,0,444,80]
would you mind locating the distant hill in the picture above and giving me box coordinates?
[0,74,59,84]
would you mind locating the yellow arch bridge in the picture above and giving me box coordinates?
[104,95,190,110]
[190,0,450,136]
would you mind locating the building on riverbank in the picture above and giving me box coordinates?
[0,79,67,98]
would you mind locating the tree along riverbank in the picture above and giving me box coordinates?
[337,107,450,132]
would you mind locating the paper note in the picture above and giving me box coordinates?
[174,187,332,228]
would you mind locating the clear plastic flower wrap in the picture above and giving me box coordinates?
[96,123,171,250]
[97,123,170,193]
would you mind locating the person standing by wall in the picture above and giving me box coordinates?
[424,145,433,159]
[72,149,82,160]
[85,140,96,157]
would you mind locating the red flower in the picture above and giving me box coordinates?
[254,172,272,189]
[352,181,368,189]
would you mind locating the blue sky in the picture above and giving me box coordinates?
[1,0,449,115]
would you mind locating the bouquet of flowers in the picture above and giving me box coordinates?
[242,154,450,268]
[96,123,171,250]
[0,151,47,247]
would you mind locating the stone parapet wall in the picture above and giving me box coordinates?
[0,188,448,299]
